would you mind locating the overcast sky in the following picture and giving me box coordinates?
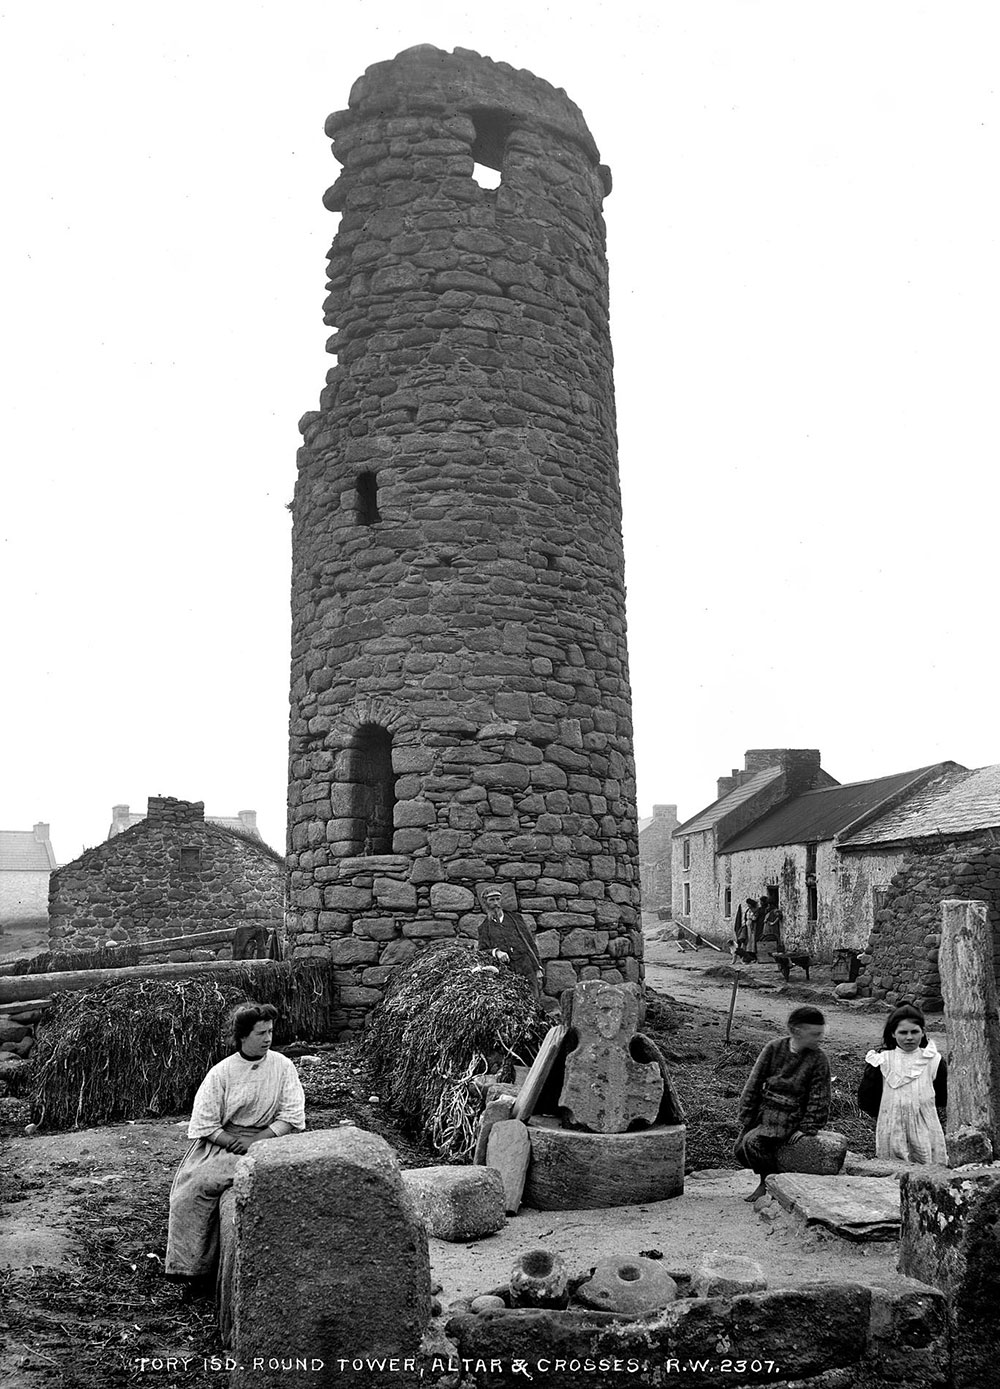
[1,1,997,864]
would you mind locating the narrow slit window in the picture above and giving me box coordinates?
[355,471,380,526]
[180,847,201,873]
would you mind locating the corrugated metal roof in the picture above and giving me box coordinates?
[720,766,943,853]
[0,830,56,872]
[839,764,1000,846]
[675,767,784,836]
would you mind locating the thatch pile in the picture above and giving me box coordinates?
[28,960,335,1130]
[0,943,141,977]
[365,942,548,1162]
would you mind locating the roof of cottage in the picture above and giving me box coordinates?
[674,767,785,837]
[0,830,57,872]
[720,765,950,853]
[838,763,1000,847]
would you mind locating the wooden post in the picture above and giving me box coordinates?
[725,969,741,1045]
[939,899,1000,1161]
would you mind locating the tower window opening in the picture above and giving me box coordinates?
[470,109,513,189]
[351,724,396,856]
[472,163,502,190]
[355,471,381,526]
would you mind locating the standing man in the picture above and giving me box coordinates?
[478,885,545,1005]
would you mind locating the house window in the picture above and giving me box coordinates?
[683,882,691,916]
[724,887,732,918]
[807,881,818,922]
[355,471,380,526]
[682,839,691,870]
[180,847,201,873]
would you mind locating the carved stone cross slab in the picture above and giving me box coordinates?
[558,981,664,1133]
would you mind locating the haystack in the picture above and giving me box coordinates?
[29,960,335,1130]
[365,942,548,1162]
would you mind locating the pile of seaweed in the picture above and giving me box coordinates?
[0,943,141,976]
[28,961,335,1130]
[364,942,548,1162]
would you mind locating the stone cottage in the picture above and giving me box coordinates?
[671,750,838,935]
[717,762,960,956]
[638,804,678,914]
[0,822,57,926]
[49,796,284,953]
[837,764,1000,1008]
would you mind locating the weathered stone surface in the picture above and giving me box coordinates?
[509,1248,568,1308]
[575,1253,677,1316]
[768,1173,900,1240]
[286,47,642,1029]
[524,1118,684,1210]
[511,1023,568,1124]
[447,1285,885,1388]
[558,981,662,1133]
[223,1127,430,1382]
[401,1164,505,1241]
[899,1165,1000,1388]
[692,1251,766,1298]
[773,1128,848,1175]
[429,882,476,911]
[473,1094,516,1164]
[485,1119,531,1215]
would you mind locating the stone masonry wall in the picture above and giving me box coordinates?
[49,797,284,955]
[859,835,1000,1010]
[288,46,640,1031]
[638,804,676,913]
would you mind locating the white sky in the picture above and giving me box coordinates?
[1,1,997,863]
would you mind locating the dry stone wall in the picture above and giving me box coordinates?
[860,836,1000,1010]
[49,797,284,956]
[288,46,640,1030]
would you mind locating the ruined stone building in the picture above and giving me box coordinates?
[50,796,283,953]
[673,749,1000,1004]
[638,804,677,913]
[0,822,57,926]
[287,47,639,1028]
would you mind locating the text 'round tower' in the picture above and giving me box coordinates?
[288,46,640,1026]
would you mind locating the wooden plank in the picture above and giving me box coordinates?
[0,958,279,1004]
[511,1023,568,1123]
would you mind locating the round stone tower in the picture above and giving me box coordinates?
[288,46,640,1027]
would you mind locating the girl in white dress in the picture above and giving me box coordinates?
[858,1003,947,1164]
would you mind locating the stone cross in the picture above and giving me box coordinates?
[558,981,664,1133]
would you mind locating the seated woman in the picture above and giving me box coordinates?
[858,1003,947,1165]
[734,1005,831,1201]
[166,1002,306,1285]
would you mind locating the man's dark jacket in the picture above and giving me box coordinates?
[478,910,542,997]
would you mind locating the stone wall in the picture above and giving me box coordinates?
[638,804,676,913]
[287,47,640,1030]
[0,870,50,924]
[49,796,284,954]
[859,835,1000,1009]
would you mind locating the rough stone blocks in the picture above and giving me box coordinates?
[224,1128,430,1385]
[401,1164,505,1241]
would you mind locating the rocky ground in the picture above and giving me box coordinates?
[0,969,893,1389]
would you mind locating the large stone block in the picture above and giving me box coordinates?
[429,882,476,911]
[524,1118,684,1210]
[224,1128,430,1384]
[401,1164,505,1241]
[692,1251,766,1298]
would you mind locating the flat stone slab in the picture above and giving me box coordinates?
[512,1023,567,1123]
[402,1165,506,1241]
[843,1151,922,1180]
[486,1119,531,1215]
[693,1250,766,1297]
[767,1174,901,1241]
